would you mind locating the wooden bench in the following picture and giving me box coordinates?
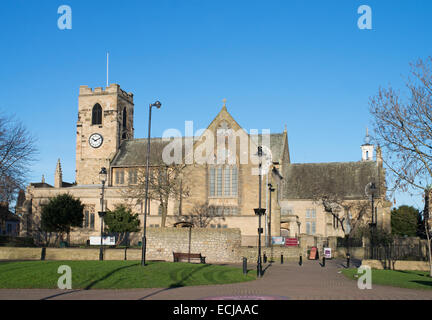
[173,252,206,264]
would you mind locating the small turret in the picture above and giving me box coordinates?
[361,128,374,161]
[54,159,63,188]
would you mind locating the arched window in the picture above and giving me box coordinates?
[122,107,127,129]
[209,165,238,197]
[122,107,127,139]
[92,104,102,125]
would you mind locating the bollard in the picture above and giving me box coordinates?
[243,257,247,275]
[346,253,350,268]
[299,255,302,266]
[281,254,284,264]
[263,253,267,263]
[322,256,325,267]
[124,247,128,261]
[41,247,46,261]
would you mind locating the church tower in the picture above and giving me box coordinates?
[76,84,134,185]
[361,128,374,161]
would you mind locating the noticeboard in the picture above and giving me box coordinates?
[324,248,332,259]
[285,238,298,246]
[309,247,317,260]
[271,237,285,245]
[89,236,115,246]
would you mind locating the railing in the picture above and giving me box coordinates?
[336,237,363,248]
[365,244,428,261]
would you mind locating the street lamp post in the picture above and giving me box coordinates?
[267,183,275,247]
[98,167,107,261]
[368,182,377,259]
[141,101,161,267]
[254,146,266,278]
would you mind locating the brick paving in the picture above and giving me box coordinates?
[1,259,432,300]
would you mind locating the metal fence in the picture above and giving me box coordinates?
[365,244,428,261]
[336,237,363,248]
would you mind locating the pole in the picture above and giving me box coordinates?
[141,104,152,266]
[188,226,191,263]
[99,180,105,261]
[257,147,263,277]
[268,185,272,247]
[371,192,374,259]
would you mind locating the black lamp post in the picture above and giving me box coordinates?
[254,146,266,278]
[267,183,275,247]
[368,182,377,258]
[141,100,161,267]
[98,167,107,261]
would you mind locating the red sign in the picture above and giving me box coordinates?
[285,238,298,246]
[309,247,317,260]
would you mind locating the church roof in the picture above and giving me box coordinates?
[282,161,381,200]
[111,133,287,167]
[250,133,287,162]
[111,138,190,167]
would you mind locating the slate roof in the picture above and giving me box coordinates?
[111,137,191,167]
[30,182,75,188]
[282,161,381,200]
[111,133,287,167]
[30,182,54,188]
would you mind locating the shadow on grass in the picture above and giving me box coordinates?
[139,264,211,300]
[411,280,432,287]
[84,263,140,290]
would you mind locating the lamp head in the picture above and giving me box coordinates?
[152,101,162,109]
[99,167,107,183]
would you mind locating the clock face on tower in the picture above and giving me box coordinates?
[89,133,103,148]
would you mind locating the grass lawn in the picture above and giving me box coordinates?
[341,268,432,290]
[0,261,256,289]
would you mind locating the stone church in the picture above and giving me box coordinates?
[16,84,391,245]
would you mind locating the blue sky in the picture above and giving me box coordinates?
[0,0,431,209]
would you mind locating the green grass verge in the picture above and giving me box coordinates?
[341,268,432,290]
[0,261,256,289]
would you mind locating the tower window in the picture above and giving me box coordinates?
[122,108,127,129]
[92,104,102,125]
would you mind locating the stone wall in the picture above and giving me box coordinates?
[0,228,308,263]
[239,246,300,263]
[362,259,432,272]
[142,227,242,263]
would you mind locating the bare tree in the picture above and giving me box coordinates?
[175,202,226,228]
[369,57,432,275]
[123,142,190,227]
[0,114,37,203]
[369,57,432,194]
[309,185,371,238]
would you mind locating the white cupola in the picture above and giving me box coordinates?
[361,128,374,161]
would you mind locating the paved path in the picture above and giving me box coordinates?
[1,259,432,300]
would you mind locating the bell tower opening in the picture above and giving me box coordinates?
[361,127,374,161]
